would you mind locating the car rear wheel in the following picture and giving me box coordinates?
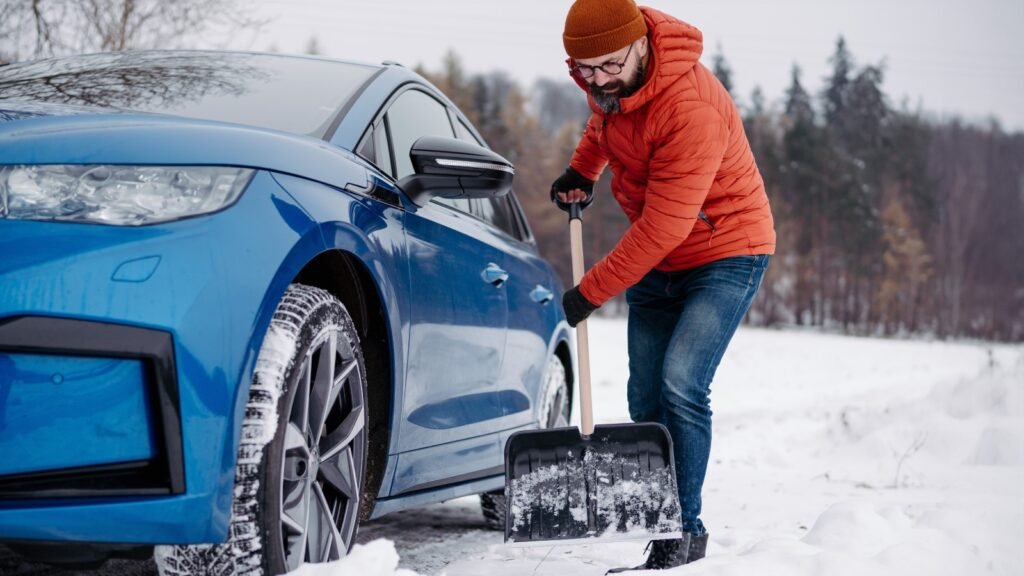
[155,284,368,575]
[480,353,569,531]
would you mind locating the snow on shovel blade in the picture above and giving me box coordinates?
[504,422,682,545]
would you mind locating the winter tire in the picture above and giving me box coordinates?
[480,353,569,531]
[536,353,571,431]
[156,284,368,575]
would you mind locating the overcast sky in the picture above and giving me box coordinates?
[229,0,1023,130]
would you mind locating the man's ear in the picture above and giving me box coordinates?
[638,36,649,58]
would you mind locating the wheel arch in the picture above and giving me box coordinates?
[292,249,392,521]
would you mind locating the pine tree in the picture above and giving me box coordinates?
[744,86,780,189]
[819,37,891,329]
[749,86,765,117]
[785,65,815,126]
[887,108,936,234]
[842,63,888,243]
[304,36,321,56]
[744,85,787,325]
[711,44,734,96]
[823,36,854,131]
[782,64,826,325]
[843,62,891,327]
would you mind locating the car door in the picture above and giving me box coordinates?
[470,193,557,429]
[453,117,559,431]
[378,88,511,476]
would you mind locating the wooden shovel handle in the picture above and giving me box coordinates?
[569,216,594,437]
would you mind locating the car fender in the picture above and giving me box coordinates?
[220,173,406,522]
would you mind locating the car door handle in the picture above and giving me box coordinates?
[481,263,508,287]
[530,285,554,305]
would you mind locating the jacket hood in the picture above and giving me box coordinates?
[572,6,704,115]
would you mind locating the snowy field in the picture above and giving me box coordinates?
[298,318,1024,576]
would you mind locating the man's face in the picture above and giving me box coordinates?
[575,38,648,113]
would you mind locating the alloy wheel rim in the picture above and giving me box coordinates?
[279,329,366,571]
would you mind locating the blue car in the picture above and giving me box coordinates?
[0,50,574,574]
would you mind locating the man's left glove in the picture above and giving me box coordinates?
[562,285,599,327]
[550,166,595,212]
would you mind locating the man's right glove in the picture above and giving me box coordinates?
[562,285,599,327]
[550,166,595,212]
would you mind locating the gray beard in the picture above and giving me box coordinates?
[590,60,646,114]
[592,91,621,114]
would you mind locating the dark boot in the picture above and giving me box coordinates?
[686,531,709,563]
[606,535,691,573]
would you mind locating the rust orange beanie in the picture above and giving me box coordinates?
[563,0,648,59]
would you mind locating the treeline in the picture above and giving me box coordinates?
[4,8,1020,342]
[418,38,1024,342]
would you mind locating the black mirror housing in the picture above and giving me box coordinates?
[398,136,514,207]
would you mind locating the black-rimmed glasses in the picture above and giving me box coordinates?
[571,43,634,79]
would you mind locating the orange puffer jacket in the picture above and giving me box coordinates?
[570,6,776,306]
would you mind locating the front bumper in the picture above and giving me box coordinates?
[0,171,321,544]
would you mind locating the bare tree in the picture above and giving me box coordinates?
[0,0,265,63]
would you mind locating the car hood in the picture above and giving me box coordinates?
[0,99,129,123]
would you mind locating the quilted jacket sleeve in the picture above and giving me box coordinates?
[579,103,729,305]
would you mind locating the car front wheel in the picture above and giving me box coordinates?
[155,284,368,575]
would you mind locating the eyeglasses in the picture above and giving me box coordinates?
[570,43,634,79]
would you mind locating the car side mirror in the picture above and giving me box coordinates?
[398,136,514,207]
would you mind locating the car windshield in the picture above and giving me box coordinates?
[0,51,379,139]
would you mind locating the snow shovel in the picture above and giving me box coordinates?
[503,202,683,545]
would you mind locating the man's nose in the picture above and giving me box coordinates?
[592,69,613,86]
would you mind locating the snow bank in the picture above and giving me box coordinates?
[680,498,1006,576]
[289,540,423,576]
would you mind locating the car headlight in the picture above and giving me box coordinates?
[0,165,254,225]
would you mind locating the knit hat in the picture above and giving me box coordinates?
[563,0,648,60]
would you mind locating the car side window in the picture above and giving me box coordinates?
[507,192,534,242]
[450,114,526,240]
[356,121,393,176]
[474,195,521,240]
[373,123,393,176]
[454,117,481,145]
[436,196,472,213]
[386,89,455,180]
[356,126,376,163]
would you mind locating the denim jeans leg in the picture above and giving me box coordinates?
[625,270,680,424]
[654,255,769,534]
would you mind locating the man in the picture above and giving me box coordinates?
[553,0,776,570]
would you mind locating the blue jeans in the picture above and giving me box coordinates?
[625,255,769,535]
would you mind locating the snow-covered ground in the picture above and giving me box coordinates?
[298,319,1024,576]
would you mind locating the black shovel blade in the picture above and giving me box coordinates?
[504,422,682,544]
